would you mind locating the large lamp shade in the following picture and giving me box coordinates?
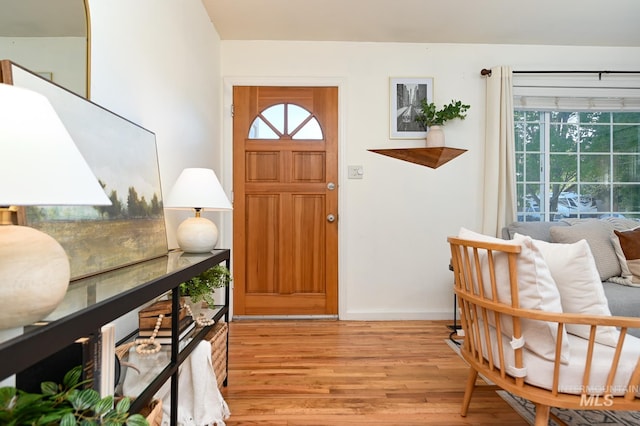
[0,83,111,329]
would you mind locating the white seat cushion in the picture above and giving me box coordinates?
[479,326,640,396]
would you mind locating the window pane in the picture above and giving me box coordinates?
[248,117,279,139]
[580,155,610,182]
[583,184,611,215]
[550,123,578,152]
[516,183,525,211]
[614,154,640,182]
[580,124,610,153]
[525,184,543,218]
[262,104,285,134]
[579,111,608,123]
[525,123,541,151]
[529,123,542,152]
[549,154,577,182]
[518,185,541,222]
[613,125,640,153]
[554,190,597,218]
[515,122,526,151]
[516,152,524,181]
[525,111,541,121]
[613,184,640,213]
[613,112,640,123]
[287,104,310,134]
[292,118,323,140]
[525,153,541,181]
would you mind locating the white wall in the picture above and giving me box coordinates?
[221,41,640,320]
[88,0,223,340]
[82,2,640,321]
[88,0,226,252]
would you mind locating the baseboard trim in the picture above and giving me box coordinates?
[233,315,338,321]
[340,311,451,321]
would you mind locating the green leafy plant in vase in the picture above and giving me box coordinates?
[0,365,148,425]
[414,99,470,147]
[180,264,231,318]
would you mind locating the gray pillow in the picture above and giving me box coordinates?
[503,221,568,241]
[550,221,621,281]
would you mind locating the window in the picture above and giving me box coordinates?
[514,110,640,222]
[248,103,323,140]
[513,73,640,222]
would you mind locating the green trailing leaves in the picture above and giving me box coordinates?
[414,99,470,129]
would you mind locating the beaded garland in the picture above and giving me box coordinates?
[135,313,163,355]
[184,303,215,326]
[134,303,216,355]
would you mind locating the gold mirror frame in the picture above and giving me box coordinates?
[0,0,90,98]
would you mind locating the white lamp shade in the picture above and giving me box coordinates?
[164,168,232,210]
[0,83,111,329]
[0,83,110,206]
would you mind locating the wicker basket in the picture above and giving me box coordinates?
[205,322,228,388]
[141,399,163,426]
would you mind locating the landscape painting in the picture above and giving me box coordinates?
[3,61,168,279]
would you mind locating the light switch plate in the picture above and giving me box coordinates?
[348,165,364,179]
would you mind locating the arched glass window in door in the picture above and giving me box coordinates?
[248,103,323,140]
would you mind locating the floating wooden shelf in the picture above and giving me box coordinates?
[368,147,467,169]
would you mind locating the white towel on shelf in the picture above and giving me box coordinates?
[159,340,230,426]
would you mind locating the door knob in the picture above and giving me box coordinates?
[327,182,336,190]
[327,214,336,223]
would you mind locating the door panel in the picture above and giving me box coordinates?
[233,86,338,316]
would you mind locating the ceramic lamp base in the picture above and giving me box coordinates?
[0,225,70,329]
[176,216,219,253]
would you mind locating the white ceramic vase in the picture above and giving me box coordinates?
[426,125,445,147]
[184,296,205,319]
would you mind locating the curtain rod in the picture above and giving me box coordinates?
[480,68,640,80]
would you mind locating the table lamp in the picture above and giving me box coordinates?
[0,83,111,330]
[164,168,232,253]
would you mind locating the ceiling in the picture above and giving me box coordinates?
[203,0,640,47]
[1,1,637,47]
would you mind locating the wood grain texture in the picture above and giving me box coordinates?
[233,86,338,316]
[368,147,467,169]
[222,320,527,425]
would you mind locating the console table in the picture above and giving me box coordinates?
[0,249,230,423]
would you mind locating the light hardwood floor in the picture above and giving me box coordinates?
[221,320,527,425]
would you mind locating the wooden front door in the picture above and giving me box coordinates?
[232,86,338,316]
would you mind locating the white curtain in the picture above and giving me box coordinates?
[481,66,517,237]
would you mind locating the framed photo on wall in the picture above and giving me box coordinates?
[389,77,433,139]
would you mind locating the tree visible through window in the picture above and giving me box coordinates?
[514,111,640,222]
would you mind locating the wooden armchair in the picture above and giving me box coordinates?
[448,236,640,426]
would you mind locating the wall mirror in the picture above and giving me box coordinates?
[0,0,90,98]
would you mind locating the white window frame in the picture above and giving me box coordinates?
[513,72,640,222]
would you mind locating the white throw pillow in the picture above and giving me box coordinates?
[516,234,620,347]
[457,228,570,363]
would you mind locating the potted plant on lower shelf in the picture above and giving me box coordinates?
[414,99,470,147]
[180,264,231,319]
[0,365,148,425]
